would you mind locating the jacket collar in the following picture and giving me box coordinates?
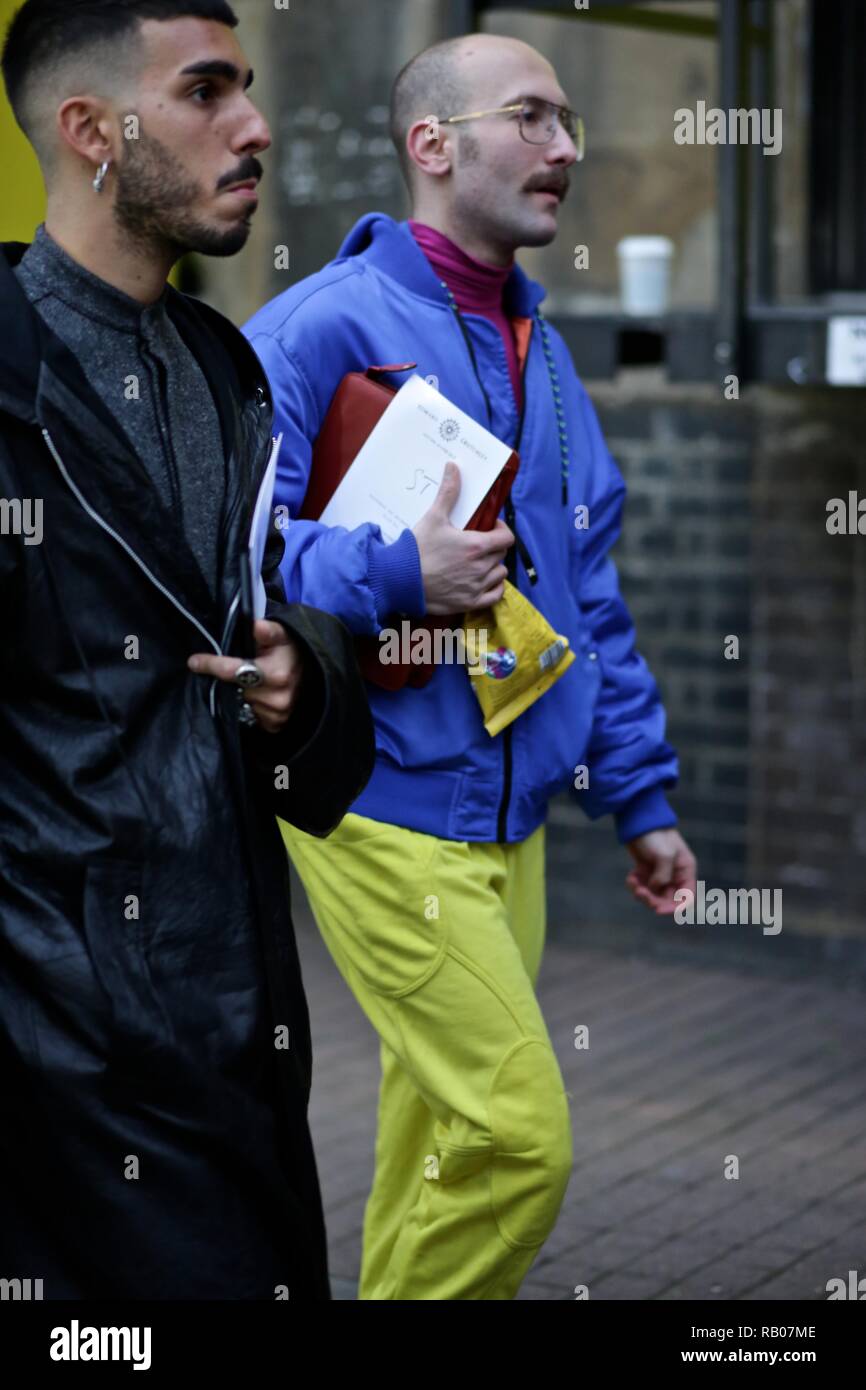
[336,213,547,319]
[18,223,175,333]
[0,241,271,445]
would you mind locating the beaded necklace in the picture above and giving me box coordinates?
[439,280,571,505]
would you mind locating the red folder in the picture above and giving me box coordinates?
[301,365,519,690]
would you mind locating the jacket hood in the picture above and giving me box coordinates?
[335,213,547,319]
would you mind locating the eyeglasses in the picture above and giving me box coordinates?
[438,96,585,160]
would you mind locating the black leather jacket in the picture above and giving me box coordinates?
[0,242,375,1299]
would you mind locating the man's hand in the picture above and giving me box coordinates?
[625,828,697,916]
[187,619,303,734]
[412,462,514,614]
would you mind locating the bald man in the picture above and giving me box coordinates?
[245,33,696,1300]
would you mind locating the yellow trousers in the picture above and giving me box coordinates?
[280,812,572,1300]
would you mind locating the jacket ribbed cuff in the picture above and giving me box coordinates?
[368,528,426,625]
[615,785,678,845]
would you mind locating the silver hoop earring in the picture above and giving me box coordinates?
[92,161,110,194]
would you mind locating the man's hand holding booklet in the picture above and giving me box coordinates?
[318,373,512,541]
[306,370,575,730]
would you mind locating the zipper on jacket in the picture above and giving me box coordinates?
[499,345,531,843]
[446,308,535,844]
[42,427,226,720]
[497,516,520,842]
[505,498,538,584]
[141,341,184,519]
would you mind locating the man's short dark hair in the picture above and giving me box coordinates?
[389,37,471,192]
[2,0,238,145]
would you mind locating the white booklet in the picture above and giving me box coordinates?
[248,432,283,618]
[318,374,512,543]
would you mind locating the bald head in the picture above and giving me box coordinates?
[389,33,556,191]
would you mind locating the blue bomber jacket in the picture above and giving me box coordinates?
[243,213,678,844]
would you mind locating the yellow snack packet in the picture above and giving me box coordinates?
[463,580,576,737]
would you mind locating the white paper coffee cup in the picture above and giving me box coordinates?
[616,235,674,316]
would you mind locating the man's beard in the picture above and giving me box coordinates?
[114,130,253,258]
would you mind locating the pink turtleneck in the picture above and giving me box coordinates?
[408,220,523,411]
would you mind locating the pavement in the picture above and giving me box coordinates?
[295,883,866,1302]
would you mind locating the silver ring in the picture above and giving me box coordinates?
[237,699,258,727]
[234,660,263,690]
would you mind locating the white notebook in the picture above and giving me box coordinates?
[318,375,511,544]
[248,432,282,618]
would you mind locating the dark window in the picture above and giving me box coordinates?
[809,0,866,294]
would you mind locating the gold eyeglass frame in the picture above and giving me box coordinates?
[436,99,585,161]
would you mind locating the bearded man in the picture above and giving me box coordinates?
[0,0,374,1300]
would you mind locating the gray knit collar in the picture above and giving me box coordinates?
[18,224,170,333]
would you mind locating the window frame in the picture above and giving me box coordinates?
[446,0,865,385]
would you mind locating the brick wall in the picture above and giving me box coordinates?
[546,369,866,961]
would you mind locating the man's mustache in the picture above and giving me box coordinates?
[523,173,570,202]
[217,157,265,191]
